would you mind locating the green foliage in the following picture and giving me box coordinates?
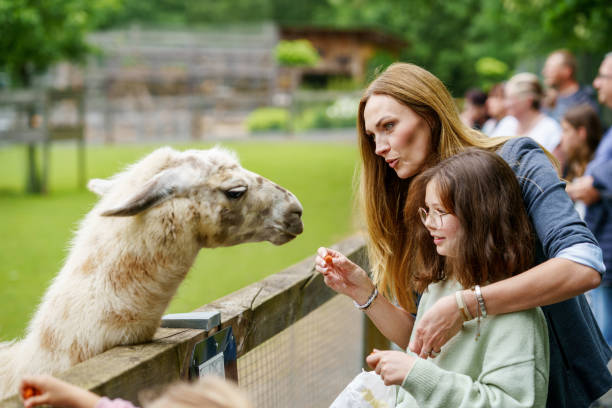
[0,0,121,86]
[275,39,320,67]
[475,56,509,90]
[475,57,508,78]
[0,142,358,340]
[246,107,290,132]
[366,50,396,83]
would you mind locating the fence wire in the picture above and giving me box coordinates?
[237,295,364,408]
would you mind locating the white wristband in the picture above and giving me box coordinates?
[353,287,378,310]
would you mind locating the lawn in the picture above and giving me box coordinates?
[0,140,360,341]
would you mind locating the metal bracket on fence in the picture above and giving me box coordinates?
[160,311,221,330]
[160,311,237,380]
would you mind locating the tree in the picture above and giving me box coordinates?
[0,0,121,87]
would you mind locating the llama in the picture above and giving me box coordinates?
[0,146,303,399]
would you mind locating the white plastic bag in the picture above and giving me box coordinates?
[330,370,397,408]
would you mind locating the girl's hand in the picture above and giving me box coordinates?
[315,247,375,304]
[20,375,101,408]
[366,349,416,386]
[408,294,463,358]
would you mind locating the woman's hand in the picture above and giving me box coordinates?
[315,247,375,303]
[20,375,101,408]
[366,349,416,386]
[408,294,463,358]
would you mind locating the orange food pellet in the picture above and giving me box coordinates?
[324,255,333,266]
[22,386,39,399]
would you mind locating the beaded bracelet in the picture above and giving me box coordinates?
[353,287,378,310]
[455,290,472,322]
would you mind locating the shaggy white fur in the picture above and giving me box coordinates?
[0,146,303,399]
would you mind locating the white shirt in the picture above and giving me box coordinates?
[490,115,561,152]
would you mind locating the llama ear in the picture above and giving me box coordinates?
[88,179,113,196]
[101,165,198,217]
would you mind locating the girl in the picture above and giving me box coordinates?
[356,149,548,406]
[315,62,610,407]
[559,104,602,181]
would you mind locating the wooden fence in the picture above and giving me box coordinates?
[0,235,388,407]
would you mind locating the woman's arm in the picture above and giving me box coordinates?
[465,258,600,317]
[316,247,415,348]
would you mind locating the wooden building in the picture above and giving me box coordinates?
[279,26,408,87]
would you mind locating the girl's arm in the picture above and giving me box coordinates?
[316,247,415,348]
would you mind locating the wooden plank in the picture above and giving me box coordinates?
[0,328,206,407]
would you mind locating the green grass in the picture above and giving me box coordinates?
[0,141,359,341]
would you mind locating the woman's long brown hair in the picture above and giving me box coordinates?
[403,149,534,293]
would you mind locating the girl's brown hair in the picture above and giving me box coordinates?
[562,104,602,180]
[357,62,514,312]
[403,149,534,292]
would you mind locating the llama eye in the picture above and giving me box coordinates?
[224,186,247,199]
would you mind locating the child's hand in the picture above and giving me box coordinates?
[365,349,416,386]
[20,375,101,408]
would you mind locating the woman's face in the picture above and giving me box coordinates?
[423,180,461,257]
[504,92,533,118]
[363,94,433,179]
[559,119,583,157]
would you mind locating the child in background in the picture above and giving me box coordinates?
[559,104,602,182]
[20,374,252,408]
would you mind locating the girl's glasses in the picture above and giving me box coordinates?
[418,207,449,228]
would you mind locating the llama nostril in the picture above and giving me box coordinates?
[293,209,303,218]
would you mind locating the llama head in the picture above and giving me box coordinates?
[87,146,303,247]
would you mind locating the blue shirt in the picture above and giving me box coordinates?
[544,86,599,122]
[585,126,612,283]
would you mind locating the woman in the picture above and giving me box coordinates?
[316,63,610,407]
[502,72,562,153]
[481,82,517,137]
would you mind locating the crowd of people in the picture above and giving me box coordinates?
[17,51,612,408]
[459,50,612,349]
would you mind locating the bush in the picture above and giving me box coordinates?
[275,39,320,67]
[246,107,290,133]
[295,97,358,130]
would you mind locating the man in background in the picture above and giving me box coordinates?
[567,52,612,346]
[542,49,599,122]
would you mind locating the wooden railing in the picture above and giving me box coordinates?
[1,235,387,407]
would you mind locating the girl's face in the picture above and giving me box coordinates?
[423,180,461,257]
[560,119,584,157]
[363,94,432,179]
